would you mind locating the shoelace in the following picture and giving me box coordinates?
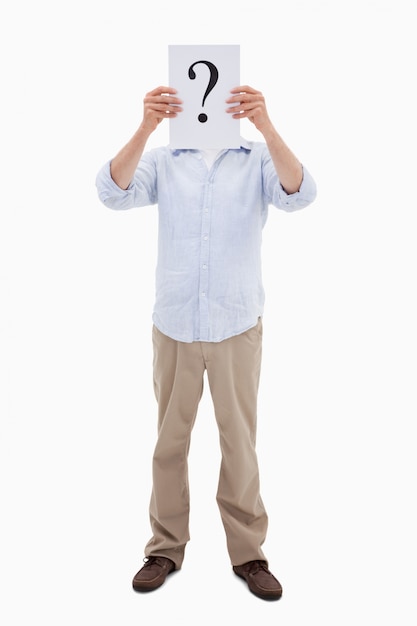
[246,560,270,576]
[143,556,165,568]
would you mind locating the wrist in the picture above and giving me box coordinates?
[259,122,278,142]
[137,123,154,139]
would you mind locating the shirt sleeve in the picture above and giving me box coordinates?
[95,157,157,211]
[272,165,317,212]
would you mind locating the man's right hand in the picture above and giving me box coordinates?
[142,86,183,133]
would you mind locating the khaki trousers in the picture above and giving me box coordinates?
[144,319,268,569]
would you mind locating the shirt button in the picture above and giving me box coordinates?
[201,292,206,297]
[202,264,207,269]
[203,235,208,240]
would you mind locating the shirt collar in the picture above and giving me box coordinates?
[171,137,251,155]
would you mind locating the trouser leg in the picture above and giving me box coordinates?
[144,325,205,569]
[205,319,269,566]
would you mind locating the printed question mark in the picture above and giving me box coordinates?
[188,60,219,123]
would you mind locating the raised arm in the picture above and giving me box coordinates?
[110,86,183,190]
[226,85,303,194]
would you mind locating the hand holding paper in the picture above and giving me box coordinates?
[141,86,183,133]
[226,85,273,134]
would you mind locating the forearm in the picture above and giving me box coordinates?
[226,86,303,194]
[261,124,303,195]
[109,86,182,190]
[110,125,153,190]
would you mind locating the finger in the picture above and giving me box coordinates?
[150,98,183,108]
[226,93,263,106]
[158,111,181,118]
[147,86,178,96]
[229,85,261,95]
[145,87,183,109]
[150,103,183,113]
[146,92,183,104]
[144,105,183,120]
[226,99,264,113]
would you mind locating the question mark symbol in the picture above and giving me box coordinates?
[188,60,219,123]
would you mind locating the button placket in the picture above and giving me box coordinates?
[198,180,212,339]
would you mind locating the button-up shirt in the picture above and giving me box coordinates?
[95,138,317,343]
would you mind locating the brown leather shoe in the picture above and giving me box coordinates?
[132,556,175,592]
[233,560,283,600]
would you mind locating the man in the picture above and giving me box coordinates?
[96,84,317,600]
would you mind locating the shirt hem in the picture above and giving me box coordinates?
[152,318,262,344]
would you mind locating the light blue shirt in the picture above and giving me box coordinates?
[95,138,317,343]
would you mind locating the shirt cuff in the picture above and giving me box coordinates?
[276,165,317,211]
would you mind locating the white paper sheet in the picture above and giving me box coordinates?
[168,44,240,149]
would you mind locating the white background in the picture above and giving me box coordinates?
[1,0,416,623]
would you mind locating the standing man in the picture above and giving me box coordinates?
[96,84,317,600]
